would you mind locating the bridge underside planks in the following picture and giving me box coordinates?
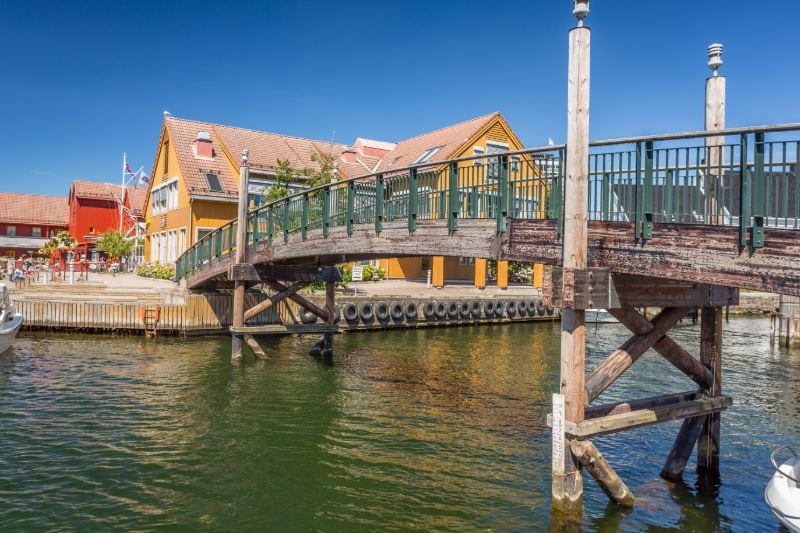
[185,219,800,295]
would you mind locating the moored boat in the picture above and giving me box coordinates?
[0,282,23,355]
[765,446,800,532]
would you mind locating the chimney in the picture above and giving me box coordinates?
[196,131,213,158]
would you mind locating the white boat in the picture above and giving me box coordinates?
[0,282,22,355]
[765,446,800,532]
[586,309,619,323]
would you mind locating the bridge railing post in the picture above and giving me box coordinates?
[267,206,274,246]
[322,186,331,238]
[497,154,508,232]
[409,167,418,233]
[283,198,290,244]
[347,180,355,236]
[301,193,309,241]
[375,174,384,234]
[739,133,750,246]
[642,140,654,239]
[448,161,459,231]
[752,131,765,247]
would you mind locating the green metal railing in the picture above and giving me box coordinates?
[175,124,800,280]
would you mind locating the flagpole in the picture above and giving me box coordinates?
[120,153,126,231]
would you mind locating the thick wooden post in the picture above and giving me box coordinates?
[705,44,725,224]
[231,150,249,364]
[496,260,509,289]
[474,258,487,289]
[553,4,590,509]
[322,281,335,357]
[432,256,445,288]
[532,263,544,289]
[697,306,723,473]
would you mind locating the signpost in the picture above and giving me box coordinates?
[351,265,363,295]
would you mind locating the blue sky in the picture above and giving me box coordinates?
[1,0,798,196]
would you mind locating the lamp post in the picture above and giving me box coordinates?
[552,0,591,510]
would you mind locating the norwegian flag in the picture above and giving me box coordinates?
[125,162,135,175]
[138,172,150,185]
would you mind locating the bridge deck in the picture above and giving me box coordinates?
[184,218,800,295]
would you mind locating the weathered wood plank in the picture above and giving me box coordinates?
[564,396,732,438]
[661,416,705,481]
[571,440,635,506]
[584,307,690,404]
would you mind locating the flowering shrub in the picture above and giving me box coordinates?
[136,262,176,280]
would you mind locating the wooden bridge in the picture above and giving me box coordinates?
[177,123,800,296]
[173,0,800,516]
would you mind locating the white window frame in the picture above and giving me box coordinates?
[195,226,216,245]
[152,178,179,215]
[473,146,484,166]
[31,227,41,237]
[412,146,443,165]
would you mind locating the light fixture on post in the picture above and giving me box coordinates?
[707,43,723,76]
[573,0,589,25]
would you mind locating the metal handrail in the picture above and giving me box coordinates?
[770,445,800,484]
[175,123,800,280]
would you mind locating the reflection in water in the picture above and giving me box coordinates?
[0,318,796,531]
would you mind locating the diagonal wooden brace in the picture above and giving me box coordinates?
[244,282,310,322]
[585,306,691,404]
[571,439,635,506]
[607,307,714,390]
[267,281,329,322]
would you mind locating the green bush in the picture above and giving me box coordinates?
[136,262,176,280]
[362,264,386,281]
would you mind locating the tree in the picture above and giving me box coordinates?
[37,230,76,258]
[95,230,134,261]
[266,158,294,202]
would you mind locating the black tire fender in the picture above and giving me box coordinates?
[390,302,404,322]
[483,301,495,318]
[423,301,436,319]
[343,303,359,323]
[360,302,374,322]
[405,302,419,321]
[374,302,389,322]
[299,308,318,324]
[435,302,447,319]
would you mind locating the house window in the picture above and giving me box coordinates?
[31,227,41,237]
[412,146,443,165]
[473,147,484,166]
[206,173,223,192]
[511,156,520,172]
[179,228,187,255]
[4,251,14,258]
[459,257,475,265]
[89,226,95,235]
[6,226,15,237]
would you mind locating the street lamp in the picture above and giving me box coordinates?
[573,0,589,24]
[707,43,723,76]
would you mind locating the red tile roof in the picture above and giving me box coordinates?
[164,117,239,201]
[71,180,123,202]
[0,192,68,226]
[126,187,147,215]
[377,112,499,172]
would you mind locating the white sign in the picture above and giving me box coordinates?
[552,393,565,474]
[351,266,364,282]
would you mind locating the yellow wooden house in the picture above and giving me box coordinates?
[143,112,541,288]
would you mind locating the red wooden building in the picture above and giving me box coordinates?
[67,180,146,261]
[0,192,68,260]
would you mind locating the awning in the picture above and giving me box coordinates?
[0,236,48,249]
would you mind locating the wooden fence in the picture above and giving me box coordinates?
[15,292,290,335]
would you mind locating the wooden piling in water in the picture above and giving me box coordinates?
[231,150,250,364]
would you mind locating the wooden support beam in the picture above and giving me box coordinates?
[584,306,690,404]
[584,390,700,419]
[243,282,309,322]
[266,281,329,321]
[571,440,635,506]
[243,334,268,360]
[563,395,731,438]
[661,416,705,481]
[607,308,714,390]
[231,150,250,364]
[697,306,723,474]
[322,281,335,357]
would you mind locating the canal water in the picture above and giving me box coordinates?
[0,318,797,531]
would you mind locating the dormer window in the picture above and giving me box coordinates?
[205,173,223,192]
[412,146,442,165]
